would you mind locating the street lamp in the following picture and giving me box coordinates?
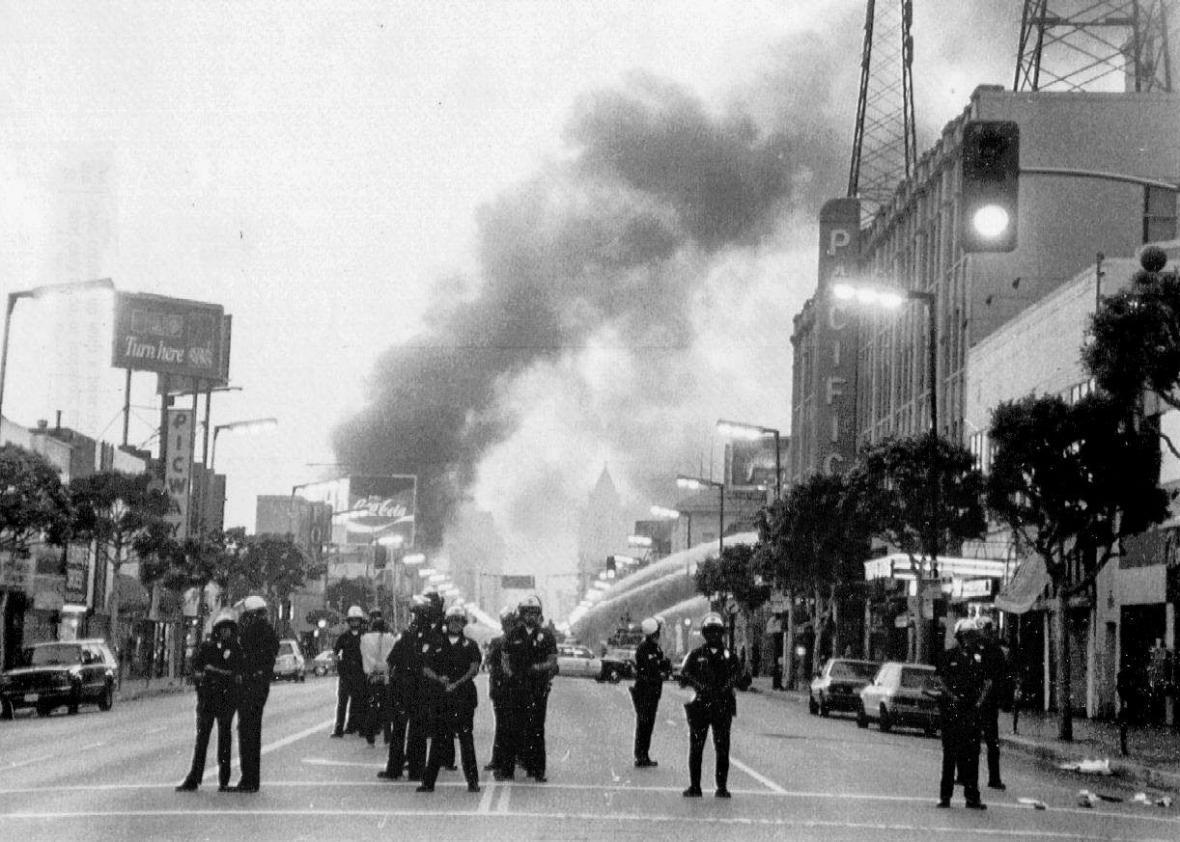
[0,278,116,424]
[677,474,725,561]
[402,552,426,566]
[832,281,937,435]
[210,417,279,472]
[716,419,782,501]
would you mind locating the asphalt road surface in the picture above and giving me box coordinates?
[1,673,1177,841]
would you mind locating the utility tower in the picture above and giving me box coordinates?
[848,0,917,219]
[1015,0,1174,92]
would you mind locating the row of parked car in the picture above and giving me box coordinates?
[809,658,943,734]
[555,644,639,683]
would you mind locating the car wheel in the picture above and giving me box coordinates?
[298,672,305,683]
[67,685,81,715]
[856,703,868,729]
[0,698,13,720]
[819,696,830,718]
[97,683,114,712]
[36,703,53,717]
[878,705,892,732]
[808,694,819,715]
[608,668,621,684]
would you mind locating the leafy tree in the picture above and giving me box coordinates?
[0,444,71,668]
[756,473,873,682]
[694,543,769,650]
[140,526,241,639]
[68,471,172,649]
[324,576,373,616]
[224,533,307,624]
[852,433,987,664]
[987,392,1169,740]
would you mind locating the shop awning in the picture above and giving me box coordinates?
[994,556,1050,615]
[863,554,1009,581]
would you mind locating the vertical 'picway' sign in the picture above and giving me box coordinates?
[165,408,195,540]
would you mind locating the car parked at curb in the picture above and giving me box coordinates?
[0,639,118,719]
[809,658,880,717]
[556,644,601,678]
[596,647,636,683]
[272,639,306,682]
[857,661,941,734]
[311,650,337,677]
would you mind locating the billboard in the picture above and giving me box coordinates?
[297,475,417,548]
[111,292,227,383]
[726,439,779,491]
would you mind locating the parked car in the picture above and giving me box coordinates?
[312,650,338,677]
[857,661,941,734]
[556,645,601,678]
[809,658,881,717]
[272,639,306,682]
[596,647,636,683]
[0,639,118,718]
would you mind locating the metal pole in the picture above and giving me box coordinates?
[718,484,724,560]
[122,369,132,447]
[927,298,937,435]
[0,293,22,425]
[773,430,782,501]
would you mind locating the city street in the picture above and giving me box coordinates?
[1,673,1177,841]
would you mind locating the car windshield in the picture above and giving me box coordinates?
[278,643,295,656]
[829,661,878,680]
[606,649,633,660]
[900,668,940,691]
[27,644,83,666]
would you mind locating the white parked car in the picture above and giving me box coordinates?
[556,644,602,678]
[272,639,306,682]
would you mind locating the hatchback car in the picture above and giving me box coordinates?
[556,645,601,678]
[272,639,306,682]
[596,647,636,683]
[857,661,941,734]
[0,639,118,718]
[809,658,881,717]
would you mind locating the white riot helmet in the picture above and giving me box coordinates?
[212,609,238,631]
[347,605,365,621]
[242,595,267,613]
[641,617,659,636]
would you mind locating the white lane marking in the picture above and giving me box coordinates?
[476,782,495,814]
[0,808,1173,839]
[200,718,334,784]
[495,781,511,814]
[3,754,55,771]
[303,757,382,769]
[729,756,786,794]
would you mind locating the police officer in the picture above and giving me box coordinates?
[230,595,279,793]
[176,609,242,792]
[331,605,367,737]
[379,596,433,780]
[417,605,483,793]
[421,587,457,770]
[360,617,396,746]
[679,612,741,798]
[976,616,1007,791]
[502,595,557,782]
[485,606,516,774]
[632,616,671,768]
[934,618,990,810]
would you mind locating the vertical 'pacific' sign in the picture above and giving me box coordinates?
[815,198,861,476]
[164,408,195,540]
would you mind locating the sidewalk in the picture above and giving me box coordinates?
[115,675,190,703]
[745,675,1180,794]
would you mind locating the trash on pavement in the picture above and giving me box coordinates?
[1093,792,1123,802]
[1016,797,1047,810]
[1131,792,1151,805]
[1076,789,1097,808]
[1059,758,1113,775]
[1156,796,1174,808]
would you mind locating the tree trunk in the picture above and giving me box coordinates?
[830,585,842,657]
[0,590,8,671]
[1055,591,1073,741]
[784,589,796,690]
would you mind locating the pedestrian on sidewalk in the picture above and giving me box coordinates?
[176,609,242,792]
[416,605,483,793]
[679,612,741,799]
[976,616,1007,791]
[360,617,396,747]
[932,618,989,810]
[230,595,279,793]
[631,616,671,768]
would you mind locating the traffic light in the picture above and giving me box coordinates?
[960,120,1019,252]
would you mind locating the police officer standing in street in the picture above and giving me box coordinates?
[360,616,396,747]
[230,595,279,793]
[381,596,435,781]
[933,618,990,810]
[176,609,242,792]
[976,616,1007,791]
[632,616,670,768]
[331,605,367,738]
[485,606,516,774]
[679,612,741,798]
[502,595,557,782]
[416,605,483,793]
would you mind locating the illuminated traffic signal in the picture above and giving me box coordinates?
[961,120,1019,252]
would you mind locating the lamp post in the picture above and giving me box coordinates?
[0,278,116,425]
[716,419,783,500]
[832,282,937,435]
[676,475,725,562]
[210,417,279,472]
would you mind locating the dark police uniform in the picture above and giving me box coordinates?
[680,640,742,795]
[382,623,430,779]
[936,642,989,807]
[503,623,557,780]
[632,637,670,765]
[178,632,242,789]
[978,636,1007,789]
[332,627,365,736]
[402,624,439,779]
[420,632,483,790]
[486,633,511,772]
[235,612,279,792]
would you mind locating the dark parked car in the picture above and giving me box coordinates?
[596,647,636,683]
[809,658,881,717]
[0,639,118,719]
[857,661,941,734]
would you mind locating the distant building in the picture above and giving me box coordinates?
[576,466,631,597]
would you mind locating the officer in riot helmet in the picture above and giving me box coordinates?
[931,618,990,810]
[679,612,742,798]
[485,606,517,773]
[632,616,671,768]
[381,595,435,781]
[501,595,557,782]
[176,609,242,792]
[417,605,483,793]
[229,595,279,793]
[331,605,367,737]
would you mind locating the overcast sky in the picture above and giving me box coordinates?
[0,2,1017,608]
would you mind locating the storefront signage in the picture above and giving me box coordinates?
[951,578,995,600]
[64,544,90,606]
[164,408,195,540]
[815,198,860,476]
[111,292,226,382]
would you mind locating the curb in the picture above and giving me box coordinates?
[115,680,191,703]
[999,733,1180,794]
